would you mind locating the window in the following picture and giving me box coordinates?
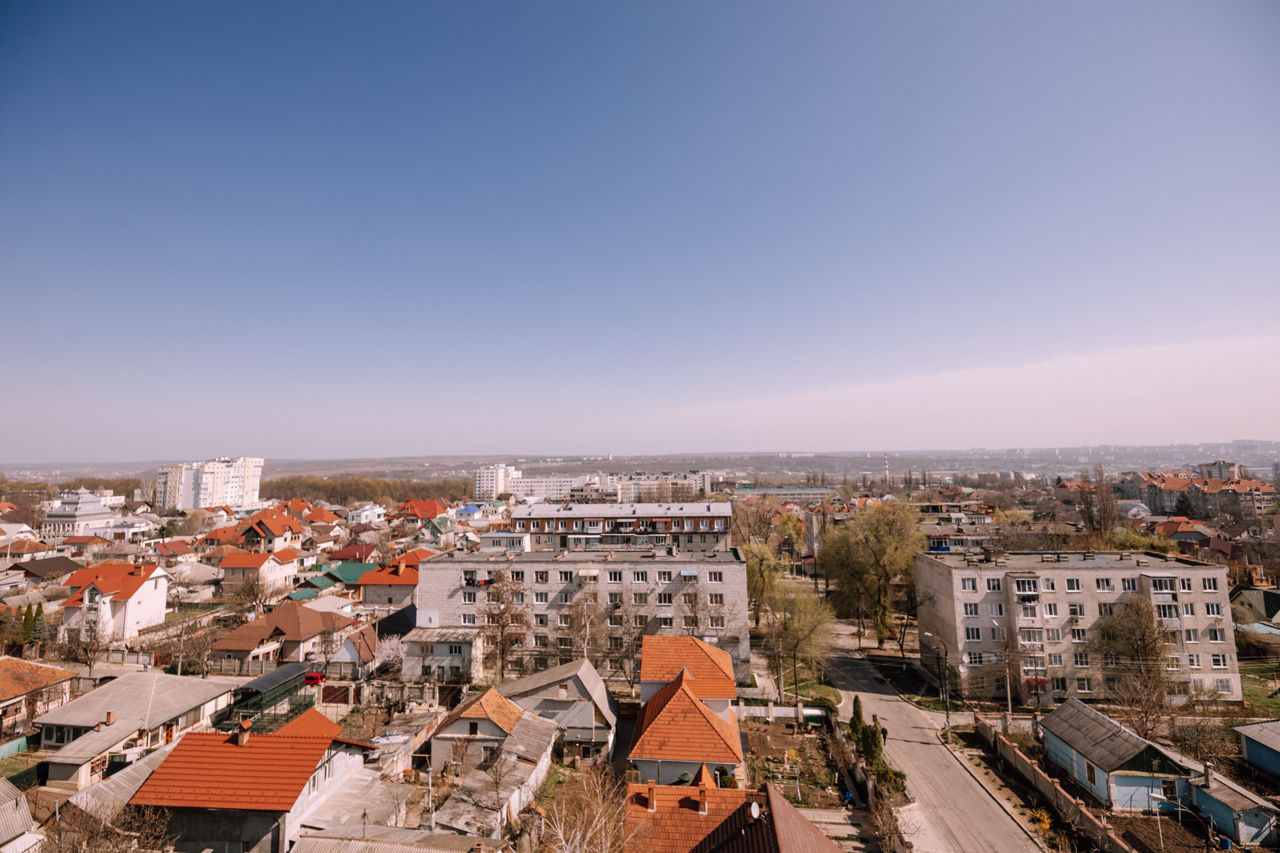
[965,627,982,642]
[1095,578,1112,591]
[632,571,648,583]
[658,616,673,628]
[607,614,622,627]
[990,603,1004,617]
[1203,577,1218,592]
[461,613,476,625]
[961,578,977,592]
[1122,577,1137,592]
[1152,577,1175,592]
[1071,628,1087,643]
[1211,654,1228,669]
[632,592,648,606]
[1098,603,1115,616]
[1188,654,1201,668]
[1021,604,1037,618]
[990,626,1006,641]
[1180,577,1193,592]
[970,652,986,665]
[1048,653,1063,666]
[535,635,548,647]
[1046,628,1062,642]
[708,571,723,583]
[657,593,672,606]
[682,592,697,606]
[1068,603,1085,617]
[510,571,524,583]
[559,591,572,604]
[1167,655,1182,671]
[1020,629,1043,643]
[657,571,672,582]
[559,571,573,583]
[684,615,698,628]
[634,615,646,627]
[1182,603,1194,616]
[1084,760,1097,785]
[1075,677,1092,693]
[1205,602,1222,617]
[608,571,622,583]
[463,591,476,603]
[709,616,725,629]
[535,592,548,604]
[536,614,548,626]
[1066,578,1081,592]
[609,636,623,649]
[709,593,724,605]
[1103,653,1119,668]
[1156,604,1178,620]
[1073,652,1090,667]
[1015,579,1038,593]
[448,644,463,655]
[535,570,548,584]
[1185,628,1198,643]
[559,637,573,649]
[558,614,571,627]
[1208,628,1225,643]
[1044,603,1058,617]
[987,578,1002,592]
[608,592,621,604]
[1051,677,1067,692]
[963,603,979,617]
[1216,678,1232,694]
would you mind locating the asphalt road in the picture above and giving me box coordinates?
[826,631,1041,853]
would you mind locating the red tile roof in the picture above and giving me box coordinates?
[303,507,341,525]
[219,553,278,569]
[274,547,303,562]
[624,778,765,853]
[199,527,244,546]
[389,547,438,567]
[63,535,110,546]
[330,544,378,562]
[245,512,304,538]
[131,728,335,811]
[640,636,736,698]
[393,499,447,520]
[61,563,162,607]
[212,601,354,652]
[4,540,49,555]
[630,670,742,764]
[153,540,193,557]
[0,656,76,703]
[355,564,419,586]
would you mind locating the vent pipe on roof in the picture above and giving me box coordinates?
[647,781,657,813]
[698,785,708,816]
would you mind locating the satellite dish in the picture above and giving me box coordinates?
[961,653,970,665]
[750,802,761,820]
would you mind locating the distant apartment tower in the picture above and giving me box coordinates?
[509,502,733,552]
[155,457,264,511]
[916,550,1240,705]
[474,464,521,500]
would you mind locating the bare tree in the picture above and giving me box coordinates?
[40,802,175,852]
[568,588,608,669]
[1090,597,1173,739]
[223,575,282,615]
[543,764,637,853]
[373,634,407,675]
[480,570,531,681]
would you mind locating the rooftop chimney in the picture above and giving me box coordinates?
[105,710,115,726]
[236,718,252,747]
[646,781,657,813]
[1204,761,1214,787]
[698,785,708,816]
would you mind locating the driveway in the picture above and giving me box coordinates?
[826,629,1041,853]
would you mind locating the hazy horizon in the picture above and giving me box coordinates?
[2,1,1278,463]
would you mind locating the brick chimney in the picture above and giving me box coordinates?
[105,710,115,726]
[646,781,656,813]
[236,718,252,747]
[697,785,708,816]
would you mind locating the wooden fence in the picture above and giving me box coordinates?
[974,717,1138,853]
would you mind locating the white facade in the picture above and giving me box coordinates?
[63,568,170,641]
[40,489,116,539]
[155,457,264,511]
[346,503,386,525]
[474,464,522,500]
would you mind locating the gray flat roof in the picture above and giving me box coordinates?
[35,672,238,730]
[510,502,730,519]
[920,550,1214,571]
[425,549,743,565]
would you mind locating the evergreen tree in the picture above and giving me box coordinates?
[31,604,46,644]
[850,695,865,739]
[1175,493,1195,519]
[20,605,34,645]
[859,713,883,765]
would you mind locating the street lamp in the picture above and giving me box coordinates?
[921,631,951,742]
[1148,793,1213,853]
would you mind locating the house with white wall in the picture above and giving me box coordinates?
[59,561,170,641]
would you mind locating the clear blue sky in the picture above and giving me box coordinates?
[2,1,1278,462]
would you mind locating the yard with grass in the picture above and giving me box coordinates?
[1237,661,1280,716]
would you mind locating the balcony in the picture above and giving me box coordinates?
[1161,618,1182,630]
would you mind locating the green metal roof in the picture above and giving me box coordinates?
[300,574,336,590]
[327,561,378,585]
[288,588,318,600]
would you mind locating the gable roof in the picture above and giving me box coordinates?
[0,656,76,703]
[60,563,163,607]
[131,729,336,811]
[153,540,194,558]
[199,526,243,546]
[244,513,304,538]
[14,555,82,581]
[393,499,447,520]
[1041,698,1176,773]
[212,601,354,651]
[326,561,378,585]
[497,657,617,730]
[630,670,742,764]
[35,672,236,730]
[354,564,418,586]
[304,507,341,525]
[389,547,438,567]
[441,687,525,735]
[329,544,378,563]
[624,779,766,853]
[640,636,736,698]
[219,552,280,569]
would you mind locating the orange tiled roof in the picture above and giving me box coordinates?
[443,687,524,734]
[304,507,341,525]
[273,547,302,562]
[219,553,277,569]
[623,777,765,853]
[276,498,314,515]
[206,544,247,560]
[390,547,438,567]
[356,564,418,586]
[630,670,742,764]
[212,601,354,651]
[200,527,244,546]
[245,513,304,538]
[640,636,736,698]
[61,563,161,607]
[393,499,446,520]
[131,729,335,811]
[63,535,110,546]
[277,707,342,738]
[4,540,49,555]
[0,656,76,703]
[0,502,16,514]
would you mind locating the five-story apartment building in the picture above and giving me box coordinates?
[508,502,732,552]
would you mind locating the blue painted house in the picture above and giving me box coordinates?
[1042,699,1278,845]
[1237,719,1280,778]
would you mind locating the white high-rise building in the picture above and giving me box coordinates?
[155,457,264,511]
[473,464,521,500]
